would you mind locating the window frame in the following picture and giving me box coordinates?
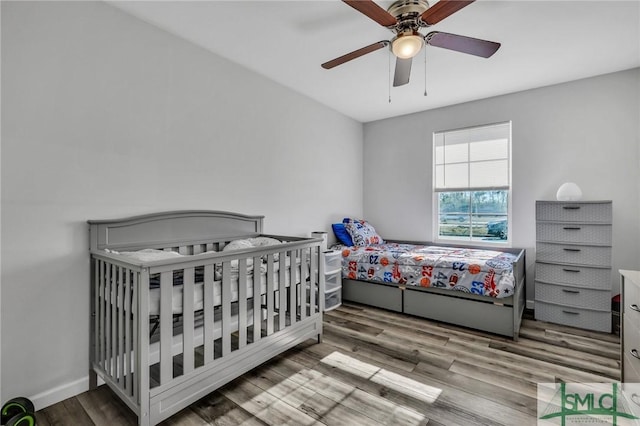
[432,121,513,247]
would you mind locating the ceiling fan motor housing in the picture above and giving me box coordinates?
[387,0,430,31]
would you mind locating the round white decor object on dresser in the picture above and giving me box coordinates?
[556,182,583,201]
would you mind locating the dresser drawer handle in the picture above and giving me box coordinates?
[562,206,581,210]
[562,268,580,273]
[562,289,580,294]
[563,248,582,252]
[562,310,579,315]
[631,304,640,313]
[563,227,582,230]
[632,349,640,360]
[631,393,640,407]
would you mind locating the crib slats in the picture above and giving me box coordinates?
[310,248,317,315]
[97,261,105,373]
[105,264,112,376]
[300,250,307,320]
[204,264,214,364]
[279,251,287,331]
[266,254,275,336]
[132,271,139,402]
[253,259,262,343]
[138,268,150,421]
[124,267,132,396]
[222,261,231,357]
[238,258,247,350]
[290,250,297,325]
[117,267,125,389]
[160,271,172,385]
[183,267,195,375]
[111,265,118,378]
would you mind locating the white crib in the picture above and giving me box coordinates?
[88,210,324,425]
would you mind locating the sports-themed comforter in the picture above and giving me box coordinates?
[341,243,517,298]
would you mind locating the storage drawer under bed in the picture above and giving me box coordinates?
[342,279,402,312]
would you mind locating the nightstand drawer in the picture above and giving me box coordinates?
[325,271,342,292]
[536,243,611,267]
[325,287,342,312]
[535,281,610,310]
[536,223,612,245]
[323,250,342,275]
[535,263,610,290]
[536,202,612,223]
[535,301,610,332]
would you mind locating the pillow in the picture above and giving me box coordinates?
[343,219,383,246]
[247,237,281,247]
[114,248,183,262]
[222,239,254,252]
[332,223,354,246]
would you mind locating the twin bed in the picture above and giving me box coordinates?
[88,211,324,426]
[339,240,526,340]
[87,210,525,425]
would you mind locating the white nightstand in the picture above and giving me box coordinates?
[323,249,342,311]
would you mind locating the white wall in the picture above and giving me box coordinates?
[1,1,363,406]
[364,68,640,304]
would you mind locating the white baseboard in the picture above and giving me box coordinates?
[29,375,104,411]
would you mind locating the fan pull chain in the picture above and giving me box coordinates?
[388,48,392,103]
[423,47,428,97]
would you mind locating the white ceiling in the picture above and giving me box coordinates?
[109,0,640,123]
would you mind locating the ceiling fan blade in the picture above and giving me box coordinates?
[393,57,412,87]
[425,31,500,58]
[420,0,475,26]
[322,41,388,69]
[343,0,398,27]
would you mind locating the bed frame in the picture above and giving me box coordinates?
[88,210,324,426]
[341,240,526,340]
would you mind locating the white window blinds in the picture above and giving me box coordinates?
[434,122,511,192]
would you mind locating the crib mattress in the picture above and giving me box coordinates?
[148,266,301,316]
[341,243,517,298]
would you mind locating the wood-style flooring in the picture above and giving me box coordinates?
[36,303,620,425]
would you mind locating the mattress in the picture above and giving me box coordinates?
[148,264,302,316]
[341,243,517,298]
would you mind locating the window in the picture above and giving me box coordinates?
[433,122,511,245]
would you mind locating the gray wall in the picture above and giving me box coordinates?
[363,68,640,305]
[1,1,363,405]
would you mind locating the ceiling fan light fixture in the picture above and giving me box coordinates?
[391,32,424,59]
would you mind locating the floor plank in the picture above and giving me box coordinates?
[36,302,620,425]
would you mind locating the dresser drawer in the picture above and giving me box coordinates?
[536,223,612,245]
[624,353,640,383]
[535,281,610,310]
[535,301,610,332]
[536,201,612,223]
[535,263,610,290]
[624,317,640,377]
[624,277,640,317]
[621,382,640,418]
[536,243,611,267]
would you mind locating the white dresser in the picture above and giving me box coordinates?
[534,200,612,332]
[621,270,640,383]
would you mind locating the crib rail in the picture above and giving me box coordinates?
[90,238,323,422]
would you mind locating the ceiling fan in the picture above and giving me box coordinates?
[321,0,501,87]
